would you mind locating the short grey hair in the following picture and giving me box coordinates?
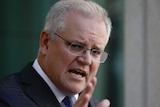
[43,0,112,38]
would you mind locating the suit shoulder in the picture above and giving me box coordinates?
[0,73,21,95]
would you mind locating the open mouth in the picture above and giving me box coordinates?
[68,69,86,78]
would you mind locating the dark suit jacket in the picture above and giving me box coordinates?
[0,62,98,107]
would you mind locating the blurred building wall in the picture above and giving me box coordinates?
[124,0,160,107]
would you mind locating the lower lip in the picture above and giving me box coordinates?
[68,71,85,81]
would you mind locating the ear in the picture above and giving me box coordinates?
[39,31,51,55]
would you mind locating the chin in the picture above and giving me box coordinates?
[66,85,85,96]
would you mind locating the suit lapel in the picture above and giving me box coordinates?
[19,62,97,107]
[20,62,61,107]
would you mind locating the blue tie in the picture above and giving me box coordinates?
[62,96,75,107]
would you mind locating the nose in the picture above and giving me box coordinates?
[77,50,92,65]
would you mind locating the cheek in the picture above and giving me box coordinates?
[92,66,99,76]
[88,64,100,80]
[45,43,76,78]
[48,46,75,73]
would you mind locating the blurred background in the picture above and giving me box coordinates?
[0,0,160,107]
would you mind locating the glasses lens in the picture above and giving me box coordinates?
[68,43,108,63]
[100,52,108,63]
[68,43,84,56]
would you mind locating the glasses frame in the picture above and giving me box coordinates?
[54,32,109,63]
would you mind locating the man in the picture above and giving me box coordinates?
[0,0,112,107]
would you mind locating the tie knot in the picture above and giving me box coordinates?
[62,96,75,107]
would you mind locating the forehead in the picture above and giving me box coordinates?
[61,11,108,48]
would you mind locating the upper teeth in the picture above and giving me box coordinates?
[69,70,86,77]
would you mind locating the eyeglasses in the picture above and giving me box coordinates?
[54,33,109,63]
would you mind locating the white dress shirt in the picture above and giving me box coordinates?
[32,59,78,106]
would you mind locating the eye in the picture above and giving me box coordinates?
[70,43,84,51]
[91,49,101,57]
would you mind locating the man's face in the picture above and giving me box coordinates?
[40,11,109,96]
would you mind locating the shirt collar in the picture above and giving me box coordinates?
[32,59,78,103]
